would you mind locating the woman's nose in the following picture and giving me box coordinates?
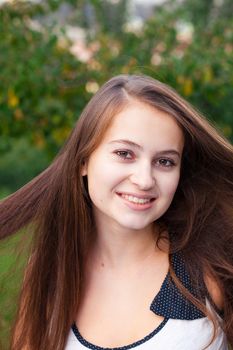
[129,163,155,190]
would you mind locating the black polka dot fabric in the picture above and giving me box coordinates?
[150,252,205,319]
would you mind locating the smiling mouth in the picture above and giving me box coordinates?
[117,193,156,205]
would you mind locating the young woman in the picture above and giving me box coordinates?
[1,74,233,350]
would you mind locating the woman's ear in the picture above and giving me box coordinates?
[81,160,87,176]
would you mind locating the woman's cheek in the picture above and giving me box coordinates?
[159,171,181,196]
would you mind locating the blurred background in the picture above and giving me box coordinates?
[0,0,232,347]
[0,0,233,198]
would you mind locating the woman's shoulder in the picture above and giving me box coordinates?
[203,272,224,311]
[171,251,224,315]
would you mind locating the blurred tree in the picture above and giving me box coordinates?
[90,0,128,35]
[177,0,233,25]
[89,0,233,139]
[0,0,232,193]
[0,139,50,192]
[0,0,91,158]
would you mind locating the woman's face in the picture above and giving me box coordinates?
[82,100,184,233]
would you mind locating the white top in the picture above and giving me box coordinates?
[65,252,228,350]
[65,317,228,350]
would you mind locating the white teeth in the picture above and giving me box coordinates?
[121,194,151,204]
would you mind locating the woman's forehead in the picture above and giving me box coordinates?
[100,101,184,152]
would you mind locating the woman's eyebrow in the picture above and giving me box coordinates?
[109,139,181,158]
[109,139,142,149]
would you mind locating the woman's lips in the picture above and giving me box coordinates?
[116,192,156,210]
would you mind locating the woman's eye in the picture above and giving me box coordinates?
[115,150,133,159]
[157,158,175,167]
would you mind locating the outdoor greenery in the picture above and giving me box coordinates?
[0,0,233,194]
[0,0,232,348]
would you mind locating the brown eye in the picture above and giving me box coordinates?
[115,150,133,159]
[157,158,175,167]
[116,151,132,159]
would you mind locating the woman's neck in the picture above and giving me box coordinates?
[88,223,168,270]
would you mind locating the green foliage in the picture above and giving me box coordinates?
[0,230,31,349]
[0,0,232,183]
[94,0,233,137]
[0,139,50,191]
[90,0,128,35]
[0,2,231,198]
[0,0,91,157]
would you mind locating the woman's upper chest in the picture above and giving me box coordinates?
[66,252,227,350]
[76,251,169,346]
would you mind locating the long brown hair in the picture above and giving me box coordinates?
[1,75,233,349]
